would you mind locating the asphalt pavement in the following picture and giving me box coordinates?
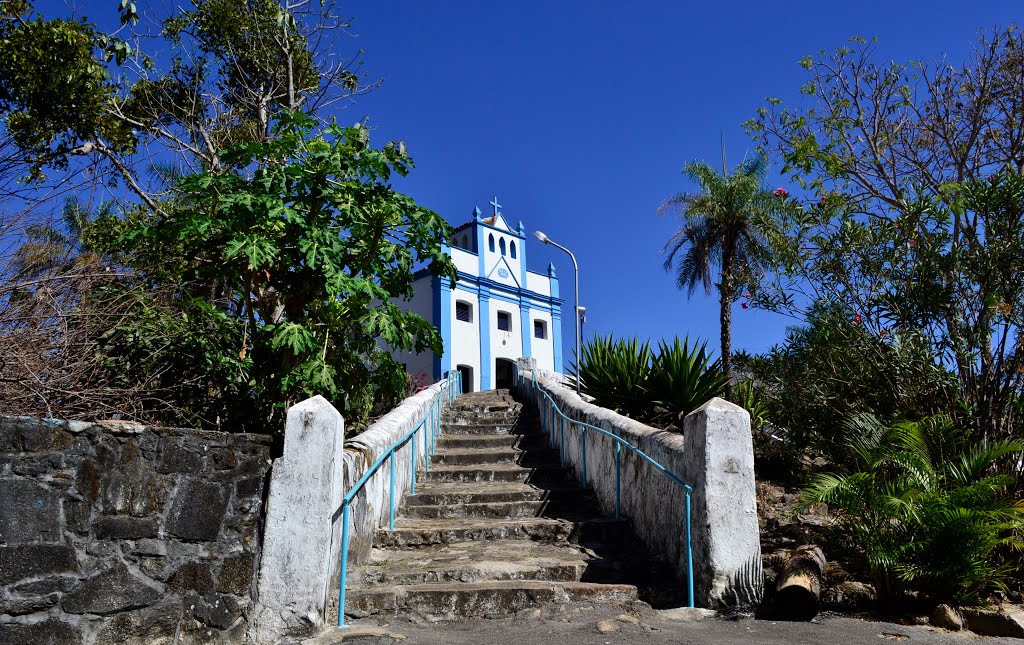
[304,600,1021,645]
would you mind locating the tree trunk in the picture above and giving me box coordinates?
[719,254,734,399]
[775,545,826,621]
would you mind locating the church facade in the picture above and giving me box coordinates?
[392,199,563,392]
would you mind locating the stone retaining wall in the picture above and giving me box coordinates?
[0,417,271,644]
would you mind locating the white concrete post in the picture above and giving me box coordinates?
[249,396,345,643]
[682,397,762,608]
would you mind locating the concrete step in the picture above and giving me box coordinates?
[405,481,589,506]
[441,421,538,435]
[431,447,560,466]
[438,432,550,449]
[375,517,632,548]
[348,540,592,587]
[343,580,638,620]
[404,500,548,519]
[425,463,567,484]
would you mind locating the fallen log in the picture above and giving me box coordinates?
[775,544,827,621]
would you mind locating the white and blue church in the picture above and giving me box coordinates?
[391,198,564,393]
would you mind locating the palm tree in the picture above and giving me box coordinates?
[659,153,777,398]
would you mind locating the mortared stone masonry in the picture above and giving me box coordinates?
[0,416,271,644]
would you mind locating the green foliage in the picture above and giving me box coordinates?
[738,305,954,466]
[0,11,131,174]
[647,337,730,422]
[804,414,1024,605]
[731,379,771,431]
[97,112,455,430]
[747,30,1024,451]
[567,335,726,426]
[566,336,653,420]
[660,153,783,398]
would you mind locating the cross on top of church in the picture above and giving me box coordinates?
[489,196,502,216]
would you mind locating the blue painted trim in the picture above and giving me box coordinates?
[433,275,452,380]
[551,307,564,372]
[449,272,563,308]
[520,299,532,359]
[476,221,486,279]
[548,269,563,371]
[479,286,492,389]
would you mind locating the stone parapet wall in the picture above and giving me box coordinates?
[341,382,443,564]
[518,374,762,609]
[0,416,271,644]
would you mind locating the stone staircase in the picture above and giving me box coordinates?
[340,389,685,623]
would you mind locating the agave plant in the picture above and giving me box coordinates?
[804,414,1024,606]
[646,336,728,422]
[567,335,726,425]
[566,335,653,419]
[732,379,772,430]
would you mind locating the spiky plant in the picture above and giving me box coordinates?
[567,335,726,426]
[566,335,653,419]
[646,336,728,422]
[804,414,1024,606]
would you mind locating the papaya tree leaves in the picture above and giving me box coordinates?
[115,111,455,427]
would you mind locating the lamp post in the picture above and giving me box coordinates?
[533,230,582,395]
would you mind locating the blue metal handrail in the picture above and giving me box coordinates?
[513,367,695,607]
[336,370,462,627]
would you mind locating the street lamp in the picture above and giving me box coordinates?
[533,230,582,395]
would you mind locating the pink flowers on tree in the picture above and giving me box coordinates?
[774,187,789,199]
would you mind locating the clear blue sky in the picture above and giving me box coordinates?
[340,1,1022,360]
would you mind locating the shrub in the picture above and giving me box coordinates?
[567,335,726,426]
[804,414,1024,606]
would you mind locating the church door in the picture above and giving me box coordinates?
[495,359,515,390]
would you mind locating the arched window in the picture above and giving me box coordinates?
[510,240,517,259]
[462,234,469,249]
[451,235,458,247]
[499,238,506,256]
[488,234,495,252]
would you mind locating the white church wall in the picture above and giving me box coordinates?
[451,247,477,274]
[528,309,555,372]
[388,277,435,382]
[450,289,481,393]
[525,271,551,296]
[490,299,522,366]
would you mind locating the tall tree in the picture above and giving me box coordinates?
[659,154,779,398]
[747,29,1024,447]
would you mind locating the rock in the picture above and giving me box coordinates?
[0,480,61,543]
[216,553,254,595]
[189,591,241,629]
[95,516,159,540]
[962,604,1024,638]
[166,479,230,541]
[0,618,82,645]
[0,544,78,586]
[93,600,185,645]
[616,613,639,624]
[157,439,204,474]
[822,581,876,612]
[62,563,161,615]
[98,441,165,516]
[168,561,215,594]
[653,607,717,622]
[596,619,619,633]
[132,539,168,557]
[63,499,91,534]
[1,592,61,615]
[11,576,79,595]
[931,604,962,630]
